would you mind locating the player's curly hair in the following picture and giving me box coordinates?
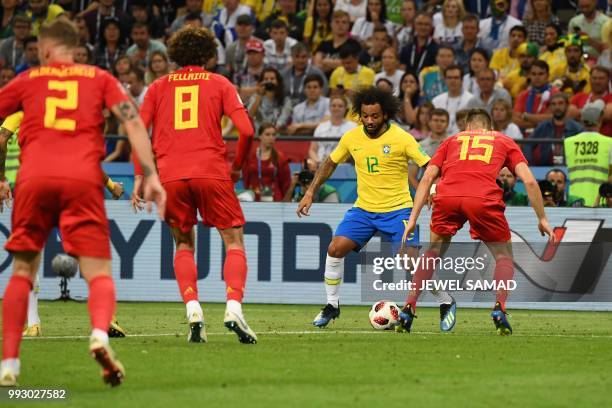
[167,26,217,68]
[351,87,400,119]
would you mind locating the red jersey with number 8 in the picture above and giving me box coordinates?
[429,130,527,201]
[139,66,247,184]
[0,63,130,186]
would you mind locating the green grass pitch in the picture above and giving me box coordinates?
[3,301,611,408]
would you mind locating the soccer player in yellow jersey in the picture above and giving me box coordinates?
[297,87,456,330]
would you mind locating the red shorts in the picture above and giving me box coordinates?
[163,178,245,232]
[6,178,110,259]
[430,196,510,242]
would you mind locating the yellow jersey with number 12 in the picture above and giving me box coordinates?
[329,122,430,212]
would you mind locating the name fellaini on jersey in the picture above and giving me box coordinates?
[167,72,212,82]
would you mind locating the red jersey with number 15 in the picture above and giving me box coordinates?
[0,63,130,185]
[140,66,247,184]
[429,130,527,201]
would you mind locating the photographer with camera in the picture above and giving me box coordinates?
[538,179,558,207]
[594,182,612,207]
[247,66,293,132]
[498,167,528,206]
[283,160,339,203]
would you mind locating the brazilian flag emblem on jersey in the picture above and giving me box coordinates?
[383,145,391,155]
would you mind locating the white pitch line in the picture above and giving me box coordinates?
[14,330,612,340]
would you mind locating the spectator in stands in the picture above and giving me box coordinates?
[225,14,258,79]
[499,167,528,206]
[513,60,557,131]
[523,0,559,45]
[145,51,170,84]
[169,0,214,33]
[478,0,522,50]
[399,12,438,74]
[334,0,367,23]
[551,36,592,97]
[213,0,253,47]
[420,45,455,102]
[313,10,350,76]
[235,38,266,101]
[433,0,465,46]
[358,26,390,73]
[27,0,65,36]
[454,14,482,74]
[568,66,612,137]
[129,1,165,40]
[598,19,612,69]
[503,41,539,99]
[492,98,523,139]
[375,77,394,93]
[539,23,566,69]
[395,0,416,52]
[568,0,609,61]
[287,74,330,135]
[309,95,356,163]
[420,108,450,157]
[248,67,293,132]
[490,24,527,80]
[467,67,512,113]
[264,19,298,72]
[283,42,328,105]
[432,65,473,135]
[527,93,583,165]
[546,168,585,207]
[303,0,333,53]
[0,66,15,88]
[0,0,19,40]
[112,55,132,84]
[256,0,305,41]
[375,47,405,96]
[15,36,38,74]
[93,18,126,71]
[409,101,434,140]
[125,67,148,107]
[0,15,30,69]
[83,0,129,45]
[456,108,469,131]
[397,72,422,128]
[351,0,395,44]
[283,163,340,203]
[463,47,490,95]
[329,38,376,97]
[73,42,92,64]
[242,123,291,202]
[74,16,93,51]
[126,22,166,70]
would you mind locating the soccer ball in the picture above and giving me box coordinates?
[51,254,78,278]
[368,300,401,330]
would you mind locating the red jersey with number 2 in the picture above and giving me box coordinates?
[139,66,247,183]
[429,130,527,201]
[0,63,130,185]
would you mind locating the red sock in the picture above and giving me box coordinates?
[224,249,247,302]
[2,275,32,359]
[174,250,198,303]
[405,249,439,312]
[493,256,514,311]
[88,275,116,332]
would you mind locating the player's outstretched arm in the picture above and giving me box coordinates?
[514,162,556,243]
[229,108,255,182]
[111,101,166,218]
[297,156,337,217]
[0,127,12,211]
[403,164,440,242]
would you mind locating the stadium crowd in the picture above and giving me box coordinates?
[0,0,611,206]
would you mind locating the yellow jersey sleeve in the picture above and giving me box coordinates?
[329,134,351,164]
[359,66,376,87]
[1,111,23,134]
[404,133,430,167]
[490,48,506,72]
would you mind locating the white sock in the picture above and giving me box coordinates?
[91,329,109,345]
[1,358,20,375]
[430,290,453,305]
[226,299,243,317]
[324,255,344,308]
[186,300,203,320]
[27,290,40,326]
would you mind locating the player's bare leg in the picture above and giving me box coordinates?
[484,241,515,335]
[396,231,452,333]
[1,251,40,386]
[313,236,357,328]
[78,256,124,387]
[218,226,257,344]
[171,227,206,343]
